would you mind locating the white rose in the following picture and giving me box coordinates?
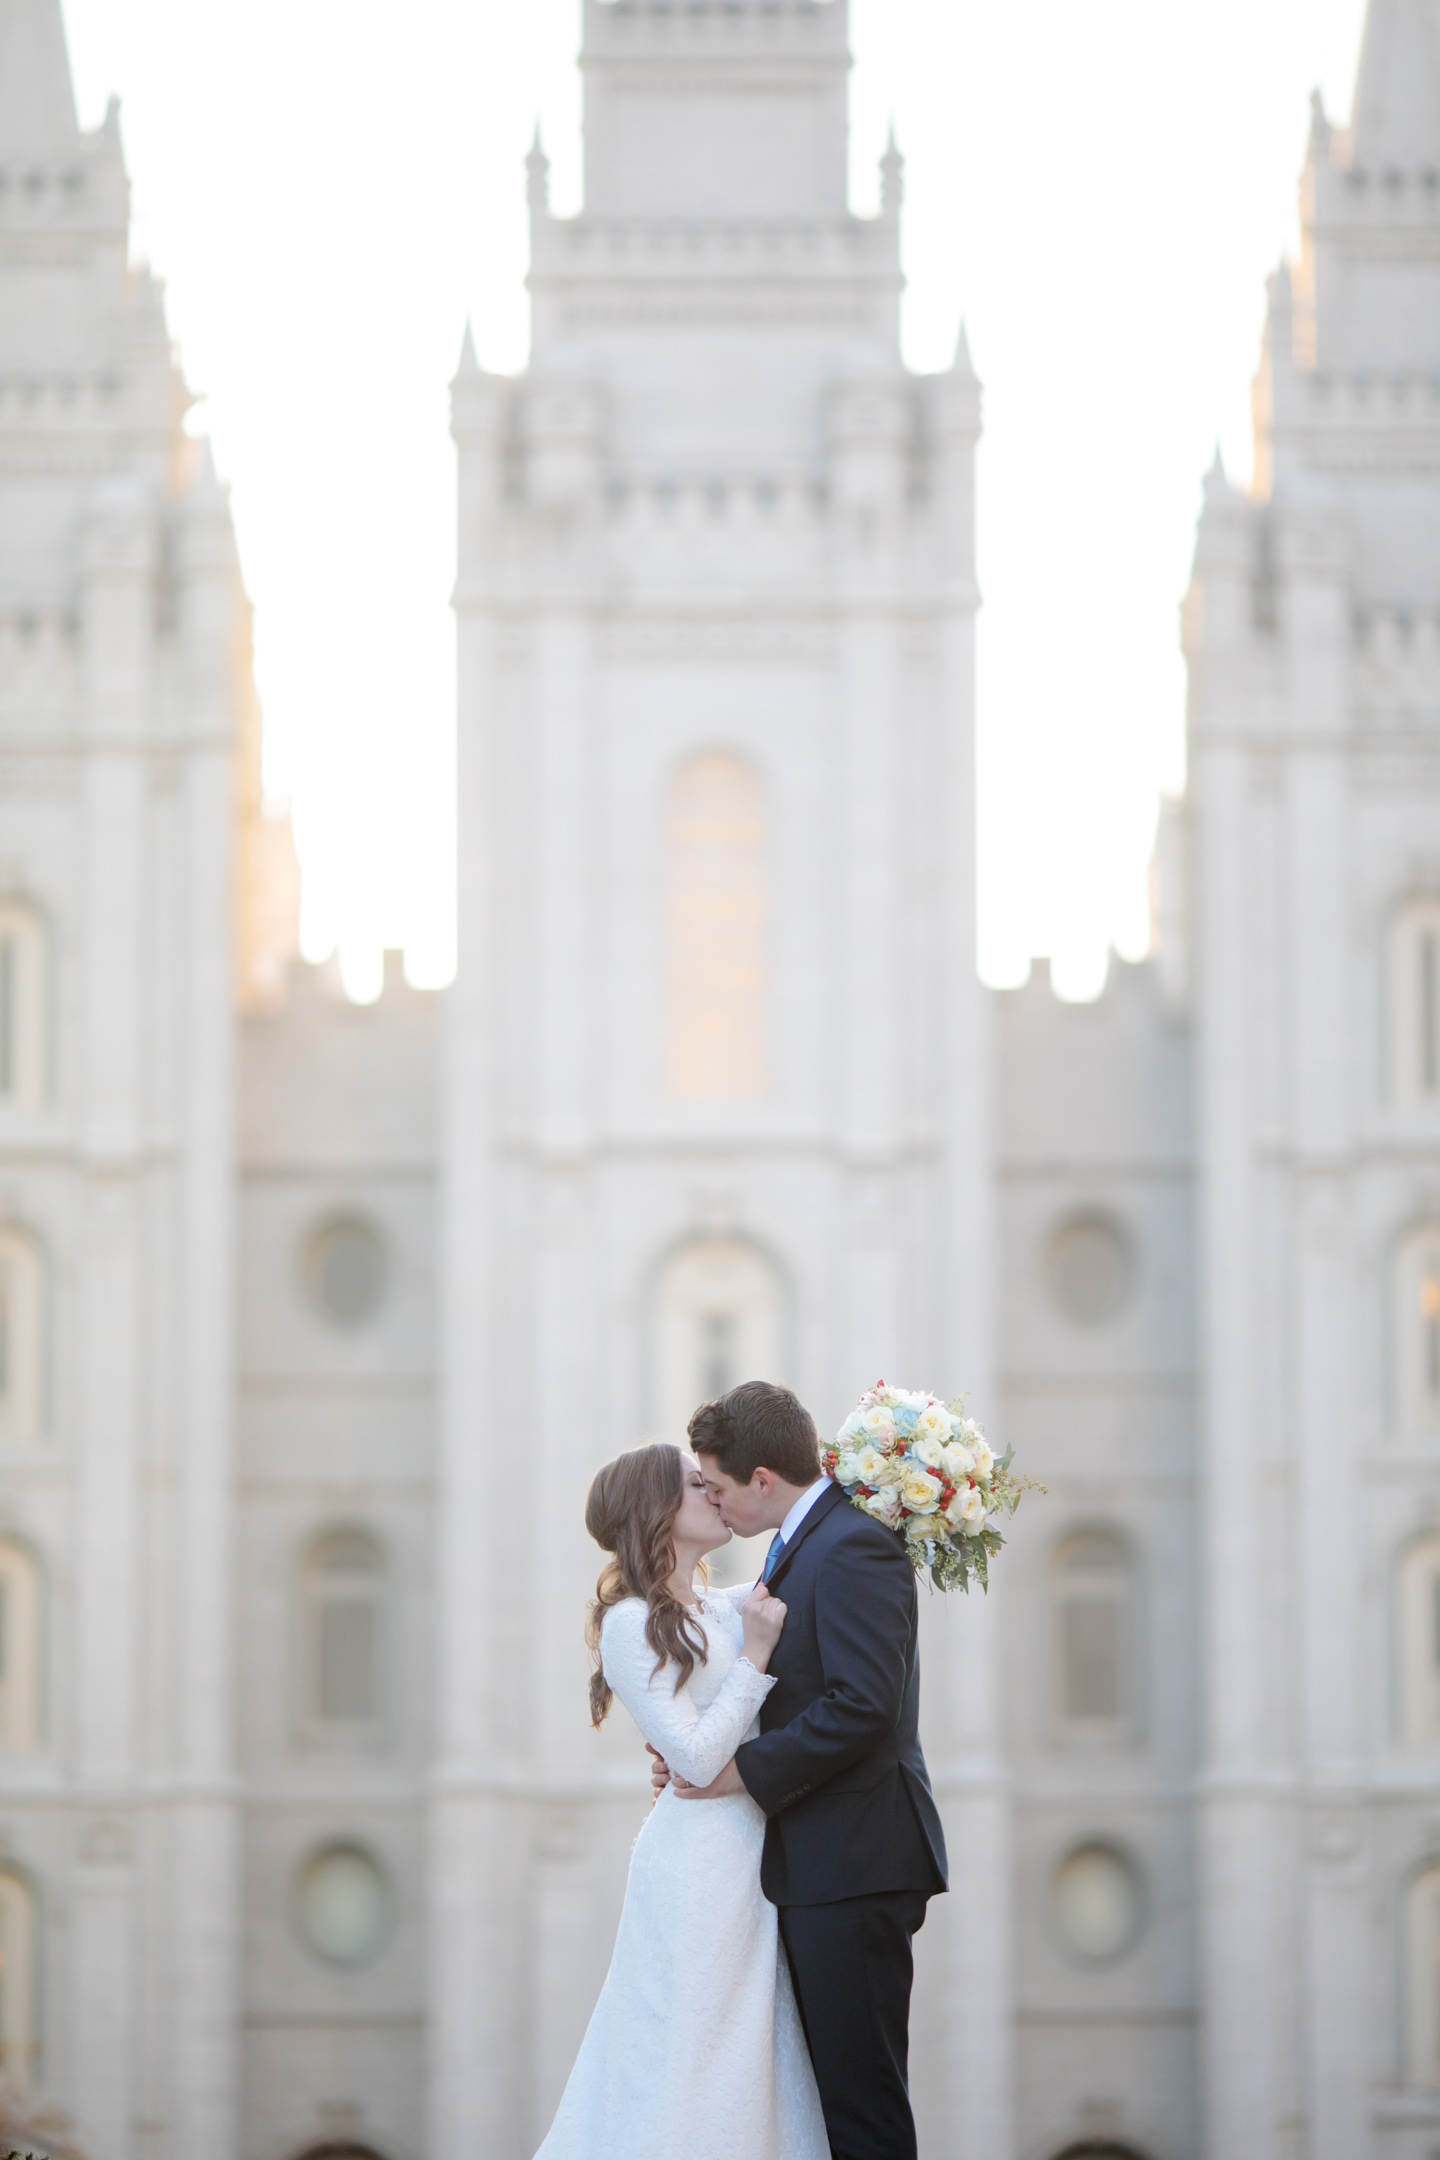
[839,1409,868,1443]
[968,1437,995,1485]
[952,1486,988,1538]
[912,1433,948,1471]
[861,1406,898,1443]
[864,1487,902,1525]
[834,1451,864,1486]
[898,1465,943,1515]
[852,1445,893,1488]
[942,1441,975,1481]
[915,1404,951,1444]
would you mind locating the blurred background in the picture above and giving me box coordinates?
[62,0,1367,998]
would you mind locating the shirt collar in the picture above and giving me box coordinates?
[779,1475,830,1546]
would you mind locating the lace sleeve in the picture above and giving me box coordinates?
[721,1582,758,1606]
[600,1600,775,1787]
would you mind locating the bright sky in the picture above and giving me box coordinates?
[61,0,1370,1000]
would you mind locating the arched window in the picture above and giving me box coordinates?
[1405,1864,1440,2083]
[652,1236,786,1583]
[0,1543,42,1756]
[0,1234,44,1448]
[300,1530,387,1745]
[1394,1228,1440,1439]
[665,752,770,1100]
[1051,1530,1139,1747]
[0,1870,38,2091]
[1396,1535,1440,1744]
[0,906,46,1115]
[1391,898,1440,1110]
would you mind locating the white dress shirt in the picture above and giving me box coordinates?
[778,1476,830,1547]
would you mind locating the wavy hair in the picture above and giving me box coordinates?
[584,1442,709,1728]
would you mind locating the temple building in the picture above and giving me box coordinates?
[2,1,1440,2157]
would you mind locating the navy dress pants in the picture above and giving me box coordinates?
[778,1887,931,2160]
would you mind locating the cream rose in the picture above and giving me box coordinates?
[898,1465,943,1515]
[852,1444,897,1489]
[915,1403,951,1444]
[861,1406,898,1444]
[951,1486,988,1538]
[863,1487,902,1525]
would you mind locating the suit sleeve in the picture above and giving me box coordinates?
[734,1528,913,1816]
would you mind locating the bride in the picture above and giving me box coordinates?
[533,1442,828,2160]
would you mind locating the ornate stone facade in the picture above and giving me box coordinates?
[6,2,1440,2159]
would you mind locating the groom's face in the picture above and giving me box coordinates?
[695,1458,786,1538]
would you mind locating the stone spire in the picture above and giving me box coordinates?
[0,0,80,163]
[1350,0,1440,167]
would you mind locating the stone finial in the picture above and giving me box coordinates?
[880,122,904,215]
[527,122,551,214]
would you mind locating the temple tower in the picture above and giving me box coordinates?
[432,1,1003,2151]
[1183,0,1440,2151]
[0,0,282,2150]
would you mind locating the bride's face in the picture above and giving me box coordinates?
[673,1455,731,1556]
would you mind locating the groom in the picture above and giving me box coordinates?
[658,1380,947,2160]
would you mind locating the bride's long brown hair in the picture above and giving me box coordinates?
[585,1442,709,1728]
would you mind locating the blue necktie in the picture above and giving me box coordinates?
[762,1532,785,1584]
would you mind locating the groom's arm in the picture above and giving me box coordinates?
[734,1531,911,1816]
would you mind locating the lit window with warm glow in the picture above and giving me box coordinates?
[665,753,770,1100]
[1390,899,1440,1110]
[1395,1230,1440,1438]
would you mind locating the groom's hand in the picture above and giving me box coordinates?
[646,1744,671,1804]
[673,1758,746,1800]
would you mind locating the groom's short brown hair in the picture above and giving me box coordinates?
[688,1381,821,1488]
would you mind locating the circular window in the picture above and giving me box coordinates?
[295,1843,389,1967]
[304,1216,388,1329]
[1053,1842,1145,1964]
[1046,1212,1135,1327]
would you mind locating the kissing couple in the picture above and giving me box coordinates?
[533,1379,948,2160]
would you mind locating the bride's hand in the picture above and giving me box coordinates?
[740,1582,787,1671]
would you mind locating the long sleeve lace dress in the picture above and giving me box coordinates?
[532,1587,828,2160]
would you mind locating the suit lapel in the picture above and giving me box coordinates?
[765,1479,846,1592]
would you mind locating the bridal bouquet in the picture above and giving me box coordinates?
[824,1383,1035,1593]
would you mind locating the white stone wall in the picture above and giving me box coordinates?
[236,956,437,2160]
[0,6,249,2154]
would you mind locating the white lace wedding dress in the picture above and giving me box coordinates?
[534,1585,828,2160]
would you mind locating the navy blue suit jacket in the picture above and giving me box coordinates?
[734,1480,949,1908]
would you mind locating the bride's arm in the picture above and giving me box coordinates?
[601,1603,774,1790]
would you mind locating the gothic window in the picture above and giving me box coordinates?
[1390,899,1440,1110]
[1394,1228,1440,1439]
[652,1236,786,1584]
[0,1543,42,1755]
[1404,1863,1440,2084]
[0,1234,44,1448]
[0,1870,37,2091]
[665,753,770,1100]
[0,906,46,1115]
[1052,1530,1139,1746]
[1396,1535,1440,1744]
[300,1530,387,1744]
